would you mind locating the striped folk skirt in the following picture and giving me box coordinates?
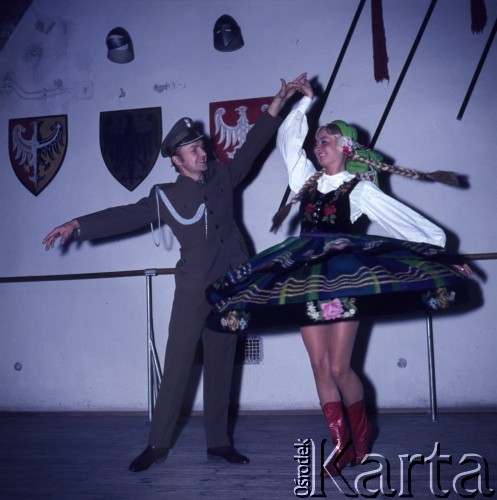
[205,232,470,333]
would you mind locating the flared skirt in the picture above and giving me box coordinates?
[206,233,469,333]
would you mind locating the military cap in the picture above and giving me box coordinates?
[161,117,204,157]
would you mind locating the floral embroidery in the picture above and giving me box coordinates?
[363,240,383,251]
[422,247,442,257]
[322,204,337,223]
[301,238,354,263]
[220,310,250,332]
[423,288,456,310]
[321,298,344,320]
[325,238,353,252]
[335,135,356,156]
[306,301,321,321]
[306,297,357,322]
[304,203,314,217]
[302,181,355,226]
[218,263,253,287]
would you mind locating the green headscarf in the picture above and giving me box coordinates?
[330,120,383,185]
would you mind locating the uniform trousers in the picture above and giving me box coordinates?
[147,283,237,449]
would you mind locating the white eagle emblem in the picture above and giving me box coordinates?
[12,121,65,189]
[214,104,268,160]
[9,115,67,195]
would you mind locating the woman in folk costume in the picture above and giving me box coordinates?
[206,75,473,476]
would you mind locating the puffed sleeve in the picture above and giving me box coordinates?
[276,95,316,192]
[351,181,446,247]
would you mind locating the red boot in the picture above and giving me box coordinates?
[322,401,355,476]
[347,399,373,465]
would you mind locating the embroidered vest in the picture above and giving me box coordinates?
[299,177,359,233]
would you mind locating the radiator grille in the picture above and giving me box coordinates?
[236,335,263,365]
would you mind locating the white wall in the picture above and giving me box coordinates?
[0,0,496,412]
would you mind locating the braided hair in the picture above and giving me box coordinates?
[348,152,460,185]
[270,170,324,233]
[323,121,460,186]
[270,120,460,233]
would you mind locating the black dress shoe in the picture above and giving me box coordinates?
[207,445,250,464]
[129,445,168,472]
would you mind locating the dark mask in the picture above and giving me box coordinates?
[213,15,244,52]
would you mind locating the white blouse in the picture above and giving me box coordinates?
[276,96,446,247]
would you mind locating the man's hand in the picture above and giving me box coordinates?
[268,72,310,117]
[42,220,80,251]
[294,75,313,99]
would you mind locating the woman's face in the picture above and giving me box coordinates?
[313,129,346,172]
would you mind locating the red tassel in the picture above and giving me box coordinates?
[471,0,487,34]
[371,0,389,82]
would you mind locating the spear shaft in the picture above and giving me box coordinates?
[278,0,366,209]
[370,0,438,147]
[457,15,497,121]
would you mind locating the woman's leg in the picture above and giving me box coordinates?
[300,320,362,406]
[300,321,362,474]
[300,320,372,470]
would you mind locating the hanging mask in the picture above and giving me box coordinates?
[213,15,244,52]
[106,27,134,64]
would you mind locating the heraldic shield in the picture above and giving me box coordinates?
[9,114,68,196]
[209,96,273,163]
[100,107,162,191]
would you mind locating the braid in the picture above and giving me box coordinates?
[270,170,324,233]
[294,170,324,202]
[349,153,460,186]
[350,153,425,180]
[270,142,460,234]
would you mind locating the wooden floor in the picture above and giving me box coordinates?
[1,411,496,499]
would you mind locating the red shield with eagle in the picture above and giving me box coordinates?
[9,114,68,196]
[209,96,273,163]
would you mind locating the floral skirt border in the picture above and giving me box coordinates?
[205,285,469,333]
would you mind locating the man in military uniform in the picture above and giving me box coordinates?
[42,74,306,472]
